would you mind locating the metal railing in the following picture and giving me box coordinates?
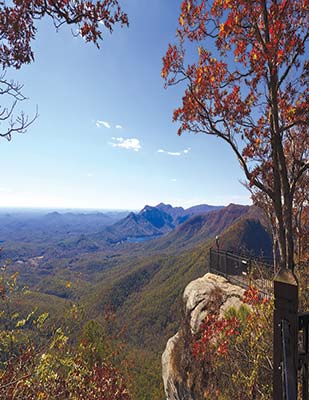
[209,248,273,296]
[281,319,298,399]
[209,249,308,399]
[280,313,309,400]
[299,313,309,400]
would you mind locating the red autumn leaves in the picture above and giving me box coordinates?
[193,286,267,359]
[0,0,128,70]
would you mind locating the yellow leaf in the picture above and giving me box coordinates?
[16,319,26,328]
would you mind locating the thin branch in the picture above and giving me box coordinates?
[278,32,309,89]
[188,86,274,199]
[291,161,309,196]
[0,374,32,390]
[0,107,38,141]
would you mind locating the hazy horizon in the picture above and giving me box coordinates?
[0,199,252,214]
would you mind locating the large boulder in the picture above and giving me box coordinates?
[162,273,245,400]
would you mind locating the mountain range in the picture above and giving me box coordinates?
[93,202,224,244]
[84,201,273,357]
[1,201,274,400]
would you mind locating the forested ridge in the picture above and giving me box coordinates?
[0,203,275,399]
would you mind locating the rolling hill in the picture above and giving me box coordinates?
[1,202,273,400]
[84,203,273,352]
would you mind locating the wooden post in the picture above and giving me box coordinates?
[273,268,298,400]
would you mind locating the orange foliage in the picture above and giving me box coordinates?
[162,0,308,270]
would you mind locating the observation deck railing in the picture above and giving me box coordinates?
[209,248,308,399]
[209,247,273,296]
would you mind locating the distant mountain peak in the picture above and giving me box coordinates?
[139,205,155,214]
[95,202,246,245]
[46,211,61,218]
[126,212,138,221]
[156,202,173,209]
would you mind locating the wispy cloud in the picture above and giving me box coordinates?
[171,179,177,182]
[96,120,111,129]
[110,137,141,152]
[95,120,124,130]
[157,147,191,156]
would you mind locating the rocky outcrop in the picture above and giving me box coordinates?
[162,273,245,400]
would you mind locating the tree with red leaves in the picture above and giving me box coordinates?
[162,0,308,272]
[192,287,273,399]
[0,0,128,140]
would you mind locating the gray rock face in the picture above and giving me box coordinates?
[162,333,184,400]
[162,273,245,400]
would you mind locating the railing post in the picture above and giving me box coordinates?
[209,248,212,273]
[248,258,252,287]
[273,268,298,400]
[224,251,227,278]
[299,313,309,400]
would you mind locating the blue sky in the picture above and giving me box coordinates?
[0,1,251,210]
